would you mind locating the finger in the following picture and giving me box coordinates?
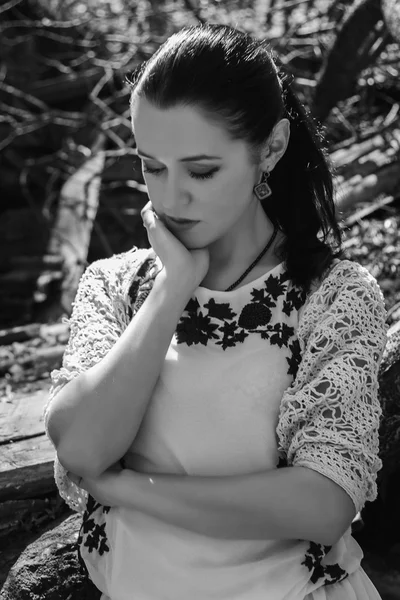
[142,209,155,229]
[141,201,154,221]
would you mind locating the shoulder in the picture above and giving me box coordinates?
[314,258,386,306]
[298,258,387,342]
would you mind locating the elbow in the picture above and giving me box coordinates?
[316,502,357,547]
[327,512,357,547]
[296,466,357,547]
[57,439,104,479]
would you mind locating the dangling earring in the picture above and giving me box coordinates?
[253,170,272,200]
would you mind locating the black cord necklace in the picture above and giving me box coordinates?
[224,226,279,292]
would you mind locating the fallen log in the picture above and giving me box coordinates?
[330,121,400,175]
[0,345,65,377]
[311,0,387,123]
[0,388,51,445]
[341,194,396,227]
[0,433,56,504]
[47,141,105,317]
[335,160,400,216]
[0,324,41,346]
[0,322,69,346]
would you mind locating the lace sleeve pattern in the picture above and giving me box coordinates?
[276,261,388,514]
[42,247,154,513]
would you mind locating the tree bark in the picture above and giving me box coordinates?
[311,0,386,123]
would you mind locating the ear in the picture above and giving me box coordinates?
[260,118,290,172]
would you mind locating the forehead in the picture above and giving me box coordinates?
[131,97,239,157]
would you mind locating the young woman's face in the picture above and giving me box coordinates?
[131,97,260,247]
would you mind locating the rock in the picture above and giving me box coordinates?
[355,320,400,553]
[0,513,100,600]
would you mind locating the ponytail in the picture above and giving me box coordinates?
[263,69,344,292]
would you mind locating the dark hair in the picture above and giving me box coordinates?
[129,23,345,295]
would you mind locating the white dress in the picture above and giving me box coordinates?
[73,261,382,600]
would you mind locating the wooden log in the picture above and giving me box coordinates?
[330,123,400,173]
[0,324,41,345]
[0,388,50,444]
[341,195,396,227]
[47,143,105,316]
[0,345,65,377]
[335,160,400,216]
[311,0,385,123]
[0,322,69,346]
[0,436,56,502]
[0,387,56,503]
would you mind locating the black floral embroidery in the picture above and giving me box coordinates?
[175,270,306,374]
[77,494,111,576]
[302,541,349,586]
[287,338,302,378]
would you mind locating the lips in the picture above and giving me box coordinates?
[165,216,199,225]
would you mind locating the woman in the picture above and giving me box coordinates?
[44,23,388,600]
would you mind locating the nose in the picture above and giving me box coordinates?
[162,175,189,215]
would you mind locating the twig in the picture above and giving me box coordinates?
[0,0,24,14]
[331,106,358,138]
[101,127,128,149]
[267,0,313,14]
[341,195,395,227]
[0,16,92,32]
[103,148,137,158]
[90,66,113,101]
[1,82,49,112]
[383,103,399,127]
[38,56,75,75]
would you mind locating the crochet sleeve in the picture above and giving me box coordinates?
[42,256,138,513]
[276,262,388,514]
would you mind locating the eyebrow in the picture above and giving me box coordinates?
[137,149,222,162]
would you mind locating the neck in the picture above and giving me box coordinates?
[201,202,281,291]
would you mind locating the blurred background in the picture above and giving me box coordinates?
[0,0,400,597]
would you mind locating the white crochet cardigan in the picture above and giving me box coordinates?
[43,247,388,517]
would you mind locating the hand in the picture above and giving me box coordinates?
[66,463,125,508]
[141,200,210,291]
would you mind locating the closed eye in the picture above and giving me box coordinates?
[142,166,219,180]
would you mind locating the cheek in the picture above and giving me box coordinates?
[143,178,161,204]
[209,172,253,218]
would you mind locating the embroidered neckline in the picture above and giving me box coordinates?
[195,261,285,297]
[176,268,306,374]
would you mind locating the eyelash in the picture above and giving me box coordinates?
[142,166,219,180]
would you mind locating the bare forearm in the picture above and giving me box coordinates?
[51,279,192,478]
[120,466,356,546]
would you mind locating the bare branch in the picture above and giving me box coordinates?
[0,0,24,15]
